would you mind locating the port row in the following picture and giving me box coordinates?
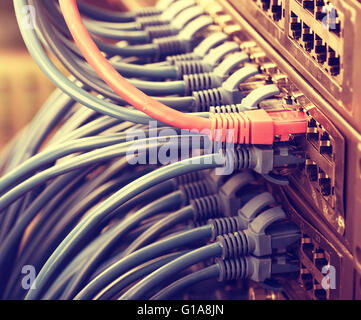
[289,11,340,76]
[300,234,331,300]
[295,0,341,36]
[306,114,334,159]
[252,0,285,24]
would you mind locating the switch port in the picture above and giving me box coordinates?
[302,23,314,51]
[328,48,340,76]
[329,7,341,35]
[314,249,328,271]
[290,12,302,39]
[261,0,271,11]
[302,236,315,260]
[300,266,313,291]
[315,0,326,20]
[271,1,283,21]
[314,282,327,300]
[319,132,333,156]
[314,35,327,64]
[303,0,315,13]
[318,168,332,196]
[306,161,318,182]
[306,118,319,143]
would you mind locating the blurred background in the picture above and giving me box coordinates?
[0,0,154,149]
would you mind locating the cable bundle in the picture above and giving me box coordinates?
[0,0,308,300]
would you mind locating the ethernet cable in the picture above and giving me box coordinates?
[38,24,271,105]
[1,164,158,299]
[55,0,308,142]
[151,254,299,300]
[73,225,216,300]
[151,264,220,300]
[93,252,189,300]
[58,197,195,300]
[77,0,178,22]
[56,179,228,299]
[39,2,228,95]
[0,134,203,211]
[49,115,127,145]
[65,31,229,80]
[0,133,141,195]
[21,0,306,146]
[1,0,311,301]
[57,0,213,130]
[119,243,224,300]
[45,0,211,58]
[123,216,189,247]
[50,251,189,300]
[82,5,205,43]
[74,206,297,300]
[0,168,94,298]
[2,158,172,298]
[0,121,146,245]
[122,172,266,256]
[37,16,250,102]
[24,177,208,276]
[119,208,298,300]
[0,142,304,296]
[24,153,224,300]
[50,172,261,299]
[0,90,78,242]
[27,2,283,115]
[1,89,75,173]
[71,177,285,300]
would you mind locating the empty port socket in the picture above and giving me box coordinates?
[261,0,271,11]
[319,132,333,156]
[271,0,283,21]
[314,35,327,64]
[306,117,319,143]
[314,281,327,300]
[314,248,329,272]
[302,236,315,260]
[288,2,342,79]
[300,266,313,291]
[306,160,318,182]
[327,47,340,76]
[290,12,302,39]
[302,0,315,13]
[302,23,314,51]
[315,0,326,20]
[328,5,341,35]
[318,169,332,197]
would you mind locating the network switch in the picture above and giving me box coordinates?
[1,0,361,302]
[198,0,361,299]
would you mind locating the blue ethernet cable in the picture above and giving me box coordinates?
[25,153,224,300]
